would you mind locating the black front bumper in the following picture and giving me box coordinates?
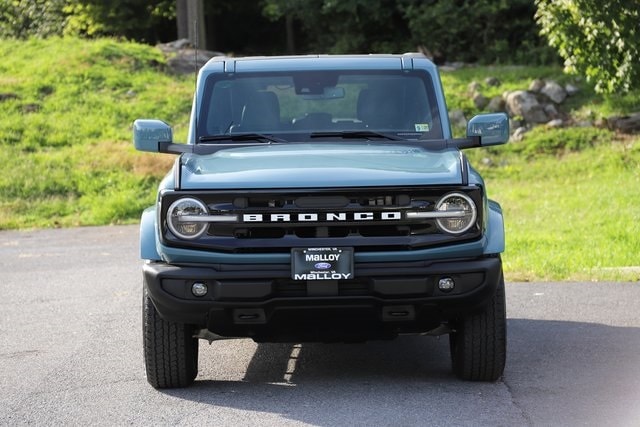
[143,256,502,341]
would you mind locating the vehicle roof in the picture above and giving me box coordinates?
[201,53,437,74]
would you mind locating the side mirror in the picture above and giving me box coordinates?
[467,113,509,146]
[133,119,173,153]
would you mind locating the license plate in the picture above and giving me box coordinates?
[291,247,354,281]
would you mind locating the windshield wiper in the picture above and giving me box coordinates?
[309,131,402,141]
[198,133,287,143]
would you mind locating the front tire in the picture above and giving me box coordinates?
[449,271,506,381]
[143,286,199,388]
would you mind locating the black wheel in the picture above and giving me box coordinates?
[449,271,506,381]
[143,285,198,388]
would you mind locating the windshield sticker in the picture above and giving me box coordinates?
[415,123,430,132]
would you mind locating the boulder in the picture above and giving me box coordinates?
[512,126,528,141]
[543,103,559,119]
[467,81,482,95]
[157,39,225,74]
[484,76,501,87]
[449,110,467,128]
[607,113,640,133]
[473,92,489,109]
[546,119,563,128]
[505,90,549,124]
[540,80,567,104]
[487,96,505,112]
[565,83,580,96]
[528,79,545,92]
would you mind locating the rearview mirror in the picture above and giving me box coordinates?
[133,119,173,153]
[467,113,509,146]
[302,86,346,100]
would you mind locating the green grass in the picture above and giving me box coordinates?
[0,37,190,227]
[0,38,638,281]
[466,129,640,282]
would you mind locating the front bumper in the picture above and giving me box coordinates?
[143,256,502,341]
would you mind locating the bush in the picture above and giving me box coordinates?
[536,0,640,93]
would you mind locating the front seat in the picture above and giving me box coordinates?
[235,91,281,132]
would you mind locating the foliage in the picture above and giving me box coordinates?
[0,0,67,38]
[263,0,557,63]
[263,0,412,54]
[63,0,176,42]
[0,0,176,42]
[535,0,640,94]
[399,0,557,64]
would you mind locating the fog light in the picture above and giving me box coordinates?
[438,277,455,292]
[191,282,208,297]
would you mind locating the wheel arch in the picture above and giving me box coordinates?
[140,206,162,261]
[484,199,505,255]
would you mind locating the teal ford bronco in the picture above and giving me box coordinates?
[134,53,509,388]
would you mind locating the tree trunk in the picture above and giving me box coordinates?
[177,0,207,49]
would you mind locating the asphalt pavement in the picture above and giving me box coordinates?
[1,225,639,426]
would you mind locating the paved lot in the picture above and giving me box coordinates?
[1,225,639,426]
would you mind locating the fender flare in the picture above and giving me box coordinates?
[140,206,161,261]
[484,200,505,255]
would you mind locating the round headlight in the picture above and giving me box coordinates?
[435,193,477,234]
[166,197,209,240]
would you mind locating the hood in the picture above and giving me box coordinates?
[179,143,463,189]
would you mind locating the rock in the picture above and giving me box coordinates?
[546,119,563,128]
[473,92,489,109]
[505,90,549,124]
[509,118,523,130]
[467,81,482,95]
[528,79,545,92]
[447,61,466,70]
[576,120,593,127]
[543,103,559,118]
[484,76,500,87]
[166,50,221,74]
[487,96,505,112]
[512,126,528,141]
[449,110,467,128]
[540,80,567,103]
[158,39,225,74]
[607,113,640,133]
[481,157,493,166]
[565,83,580,96]
[594,118,608,128]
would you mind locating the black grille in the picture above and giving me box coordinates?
[160,187,483,252]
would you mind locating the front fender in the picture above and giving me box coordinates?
[484,199,505,254]
[140,206,161,261]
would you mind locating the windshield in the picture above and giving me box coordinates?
[198,70,443,141]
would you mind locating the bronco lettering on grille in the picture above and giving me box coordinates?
[242,212,402,223]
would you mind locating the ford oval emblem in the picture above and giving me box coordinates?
[315,262,332,270]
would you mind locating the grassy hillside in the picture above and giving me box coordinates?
[0,38,190,227]
[0,38,638,281]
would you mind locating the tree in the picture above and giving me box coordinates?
[0,0,67,38]
[399,0,555,64]
[263,0,412,54]
[63,0,176,42]
[536,0,640,93]
[263,0,556,64]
